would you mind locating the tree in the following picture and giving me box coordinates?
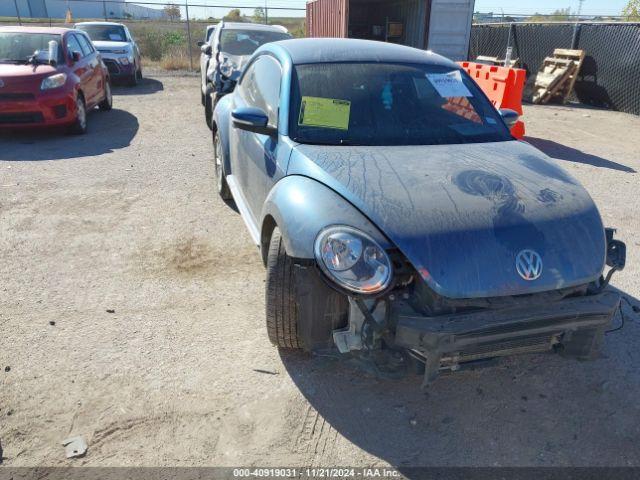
[529,8,572,22]
[224,9,243,22]
[163,3,181,21]
[623,0,640,20]
[548,7,572,21]
[253,7,266,23]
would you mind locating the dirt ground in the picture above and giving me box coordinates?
[1,75,639,469]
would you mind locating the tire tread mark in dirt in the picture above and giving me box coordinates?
[292,403,339,461]
[91,417,151,446]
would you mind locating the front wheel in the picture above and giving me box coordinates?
[98,81,113,111]
[213,130,232,201]
[69,94,87,135]
[128,67,138,87]
[205,93,213,129]
[266,228,304,349]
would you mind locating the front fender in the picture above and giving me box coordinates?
[212,94,233,174]
[260,175,392,262]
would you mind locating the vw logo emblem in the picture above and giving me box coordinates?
[516,249,543,281]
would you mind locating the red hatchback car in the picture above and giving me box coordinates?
[0,26,112,134]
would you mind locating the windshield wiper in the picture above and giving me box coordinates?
[0,58,25,64]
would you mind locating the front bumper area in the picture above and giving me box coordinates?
[0,89,77,128]
[101,55,135,78]
[393,290,620,383]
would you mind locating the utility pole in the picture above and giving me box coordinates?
[13,0,22,25]
[576,0,585,20]
[572,0,585,48]
[265,0,268,24]
[185,0,193,70]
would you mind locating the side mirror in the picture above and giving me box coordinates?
[232,107,277,136]
[197,41,204,47]
[71,51,82,63]
[499,108,519,128]
[200,44,212,55]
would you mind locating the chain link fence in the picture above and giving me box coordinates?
[470,22,640,116]
[1,0,305,71]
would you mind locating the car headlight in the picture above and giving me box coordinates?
[40,73,67,90]
[314,226,392,294]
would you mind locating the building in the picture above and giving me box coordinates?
[1,0,166,20]
[306,0,475,61]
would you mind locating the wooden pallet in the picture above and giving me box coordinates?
[532,49,585,104]
[476,55,520,68]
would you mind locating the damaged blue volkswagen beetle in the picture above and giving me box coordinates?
[212,38,626,383]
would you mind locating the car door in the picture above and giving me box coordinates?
[66,34,95,103]
[75,33,102,105]
[231,54,289,217]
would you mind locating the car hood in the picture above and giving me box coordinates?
[0,63,58,91]
[288,140,606,299]
[93,40,131,50]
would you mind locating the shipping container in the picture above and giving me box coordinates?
[306,0,475,61]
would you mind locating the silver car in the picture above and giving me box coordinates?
[199,22,291,128]
[76,22,142,86]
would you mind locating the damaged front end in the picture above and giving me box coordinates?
[207,53,244,107]
[298,229,626,386]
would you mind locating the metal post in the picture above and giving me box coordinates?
[103,0,108,21]
[265,0,268,24]
[185,0,194,70]
[572,0,585,48]
[13,0,22,25]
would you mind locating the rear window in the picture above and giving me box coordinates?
[219,29,291,56]
[289,62,512,146]
[0,32,64,64]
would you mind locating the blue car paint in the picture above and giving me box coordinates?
[288,141,606,299]
[213,38,608,300]
[261,175,392,263]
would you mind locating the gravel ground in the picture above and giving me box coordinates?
[1,75,639,469]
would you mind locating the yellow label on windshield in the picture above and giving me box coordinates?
[298,96,351,130]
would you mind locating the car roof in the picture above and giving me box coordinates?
[269,38,457,67]
[221,22,288,33]
[0,26,71,35]
[75,21,125,27]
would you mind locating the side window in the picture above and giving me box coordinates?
[76,34,94,56]
[238,56,282,126]
[66,34,83,59]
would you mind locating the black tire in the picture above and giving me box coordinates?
[266,228,304,349]
[98,80,113,111]
[136,66,143,81]
[69,94,87,135]
[213,130,232,201]
[205,94,213,130]
[128,68,138,87]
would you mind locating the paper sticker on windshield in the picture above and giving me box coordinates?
[426,70,472,98]
[298,96,351,130]
[109,34,123,41]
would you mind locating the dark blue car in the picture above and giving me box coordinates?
[212,38,626,384]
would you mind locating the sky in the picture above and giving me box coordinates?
[132,0,632,20]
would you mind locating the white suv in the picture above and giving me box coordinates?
[198,22,291,129]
